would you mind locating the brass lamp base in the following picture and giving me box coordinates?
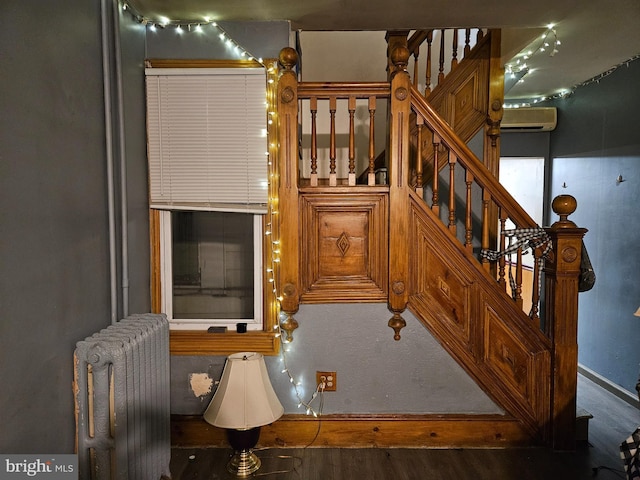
[226,427,263,477]
[227,449,261,477]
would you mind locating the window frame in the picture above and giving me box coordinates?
[159,209,264,331]
[151,208,279,356]
[147,59,280,356]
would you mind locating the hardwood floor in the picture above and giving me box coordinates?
[171,374,640,479]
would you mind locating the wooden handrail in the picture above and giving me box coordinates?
[297,82,390,98]
[409,86,536,230]
[297,82,391,186]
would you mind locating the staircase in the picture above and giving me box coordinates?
[273,31,587,450]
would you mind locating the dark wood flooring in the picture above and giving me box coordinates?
[171,374,640,479]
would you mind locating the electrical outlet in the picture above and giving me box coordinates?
[316,371,337,391]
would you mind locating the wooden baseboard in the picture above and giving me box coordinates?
[172,413,536,449]
[578,365,640,409]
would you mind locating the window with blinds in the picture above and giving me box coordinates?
[145,68,268,213]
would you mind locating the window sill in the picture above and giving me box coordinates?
[169,330,280,356]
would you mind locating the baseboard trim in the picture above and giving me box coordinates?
[171,413,536,449]
[578,364,640,409]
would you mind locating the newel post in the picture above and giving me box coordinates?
[387,46,412,340]
[277,47,301,341]
[544,195,587,450]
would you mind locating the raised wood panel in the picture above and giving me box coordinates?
[484,305,536,402]
[411,213,473,346]
[299,191,388,303]
[480,295,551,434]
[318,211,368,277]
[171,414,535,449]
[447,66,487,137]
[428,36,491,144]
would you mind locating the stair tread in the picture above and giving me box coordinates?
[576,407,594,420]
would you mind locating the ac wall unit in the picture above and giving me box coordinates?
[501,107,557,132]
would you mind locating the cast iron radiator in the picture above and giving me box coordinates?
[73,314,171,480]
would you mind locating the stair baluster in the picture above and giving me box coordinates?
[464,171,474,252]
[310,97,318,186]
[367,96,376,185]
[448,153,457,233]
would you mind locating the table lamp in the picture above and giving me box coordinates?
[204,352,284,477]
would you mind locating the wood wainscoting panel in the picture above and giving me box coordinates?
[410,210,474,349]
[299,190,388,303]
[482,299,551,433]
[446,58,489,139]
[171,414,534,449]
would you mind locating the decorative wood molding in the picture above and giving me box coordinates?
[426,31,492,145]
[170,331,279,356]
[145,59,263,69]
[299,189,389,303]
[171,413,535,449]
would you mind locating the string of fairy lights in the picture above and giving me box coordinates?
[503,24,562,108]
[504,23,640,108]
[121,1,267,66]
[119,0,323,416]
[263,64,324,417]
[505,53,640,108]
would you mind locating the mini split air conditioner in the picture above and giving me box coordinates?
[501,107,557,132]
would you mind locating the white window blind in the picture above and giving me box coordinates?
[145,68,268,213]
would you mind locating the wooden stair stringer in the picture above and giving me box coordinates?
[405,190,552,442]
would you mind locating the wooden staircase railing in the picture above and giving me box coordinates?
[406,28,486,97]
[276,44,586,449]
[390,29,502,153]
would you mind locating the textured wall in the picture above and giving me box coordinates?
[171,304,501,415]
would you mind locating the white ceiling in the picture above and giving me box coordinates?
[128,0,640,101]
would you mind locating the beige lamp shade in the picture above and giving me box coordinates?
[204,352,284,429]
[634,307,640,317]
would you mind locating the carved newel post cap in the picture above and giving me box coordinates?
[279,47,298,70]
[551,194,577,227]
[390,46,410,71]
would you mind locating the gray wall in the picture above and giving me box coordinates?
[0,0,149,453]
[502,57,640,395]
[172,304,501,415]
[548,58,640,394]
[145,20,290,60]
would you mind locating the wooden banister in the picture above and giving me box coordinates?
[276,47,302,339]
[386,46,413,340]
[544,195,587,451]
[409,86,535,229]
